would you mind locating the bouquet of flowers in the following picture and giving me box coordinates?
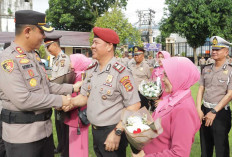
[139,77,162,100]
[121,107,163,150]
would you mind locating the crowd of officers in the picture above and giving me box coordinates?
[1,9,232,157]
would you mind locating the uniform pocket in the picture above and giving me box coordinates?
[217,76,228,86]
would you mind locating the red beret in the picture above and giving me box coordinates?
[93,27,120,44]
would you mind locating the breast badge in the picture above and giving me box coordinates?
[106,75,113,83]
[1,59,14,73]
[19,58,30,64]
[223,70,228,75]
[28,69,34,77]
[29,78,37,87]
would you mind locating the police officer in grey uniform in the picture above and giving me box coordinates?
[196,36,232,157]
[64,27,141,157]
[128,46,151,109]
[45,34,70,156]
[44,35,71,80]
[0,10,80,157]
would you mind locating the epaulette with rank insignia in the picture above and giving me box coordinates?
[205,63,213,66]
[113,62,125,73]
[86,62,97,70]
[228,63,232,67]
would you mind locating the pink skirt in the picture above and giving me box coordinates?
[69,126,89,157]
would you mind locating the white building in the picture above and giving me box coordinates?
[0,0,33,32]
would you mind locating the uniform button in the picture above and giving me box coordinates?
[102,95,107,100]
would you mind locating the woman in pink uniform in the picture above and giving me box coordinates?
[143,57,201,157]
[64,54,91,157]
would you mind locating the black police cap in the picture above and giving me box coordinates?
[15,10,54,32]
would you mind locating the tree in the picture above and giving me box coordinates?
[46,0,128,32]
[160,0,232,64]
[89,8,143,48]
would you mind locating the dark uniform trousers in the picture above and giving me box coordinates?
[4,135,54,157]
[0,120,6,157]
[138,92,149,110]
[200,105,231,157]
[92,124,128,157]
[54,110,69,157]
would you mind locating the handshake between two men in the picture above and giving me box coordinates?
[59,81,88,112]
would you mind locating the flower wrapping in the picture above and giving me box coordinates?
[121,107,163,150]
[139,77,162,100]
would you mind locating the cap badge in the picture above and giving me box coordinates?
[134,47,138,52]
[106,75,113,83]
[1,59,14,73]
[213,37,218,45]
[19,58,30,64]
[29,78,37,87]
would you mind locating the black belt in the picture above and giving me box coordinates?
[1,109,52,124]
[92,124,116,130]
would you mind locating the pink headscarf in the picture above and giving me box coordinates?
[151,51,171,98]
[154,57,200,119]
[70,54,92,84]
[64,54,91,127]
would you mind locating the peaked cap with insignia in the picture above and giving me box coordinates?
[210,36,232,50]
[15,10,54,32]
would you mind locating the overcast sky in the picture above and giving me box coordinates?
[33,0,166,25]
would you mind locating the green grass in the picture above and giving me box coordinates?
[53,83,232,157]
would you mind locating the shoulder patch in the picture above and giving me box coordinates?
[86,62,97,70]
[1,59,14,73]
[113,62,125,73]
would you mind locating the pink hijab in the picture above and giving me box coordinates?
[151,51,171,98]
[64,54,91,127]
[151,51,171,80]
[154,57,200,119]
[70,54,92,84]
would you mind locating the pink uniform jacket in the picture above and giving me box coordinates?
[144,57,201,157]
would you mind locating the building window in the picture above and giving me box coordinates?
[25,0,29,2]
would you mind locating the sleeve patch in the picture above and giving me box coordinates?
[1,59,14,73]
[120,76,133,92]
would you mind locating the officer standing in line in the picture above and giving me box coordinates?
[0,42,10,157]
[64,27,141,157]
[128,46,151,109]
[44,34,70,156]
[121,52,129,67]
[0,10,80,157]
[44,34,71,80]
[196,36,232,157]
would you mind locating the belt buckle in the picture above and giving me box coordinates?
[93,125,97,130]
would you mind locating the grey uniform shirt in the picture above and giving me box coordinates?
[0,42,73,143]
[128,60,151,89]
[80,57,140,126]
[199,61,232,104]
[51,51,71,79]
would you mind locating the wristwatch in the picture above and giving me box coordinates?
[114,128,122,136]
[210,108,217,114]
